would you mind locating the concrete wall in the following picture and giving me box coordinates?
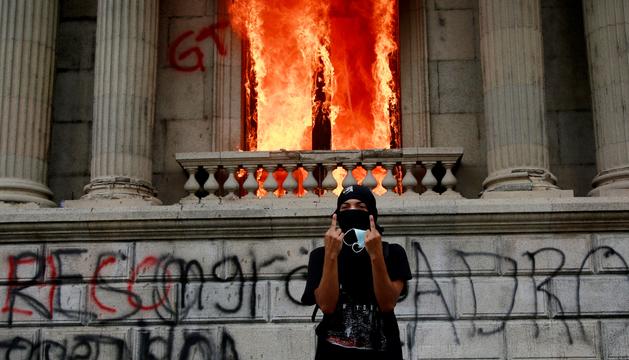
[0,227,628,358]
[48,0,597,204]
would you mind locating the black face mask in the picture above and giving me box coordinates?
[337,210,371,233]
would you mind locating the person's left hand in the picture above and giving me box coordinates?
[364,215,383,259]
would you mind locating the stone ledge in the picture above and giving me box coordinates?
[0,198,628,241]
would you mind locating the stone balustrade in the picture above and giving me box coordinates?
[175,148,464,203]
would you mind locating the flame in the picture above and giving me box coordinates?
[230,0,400,151]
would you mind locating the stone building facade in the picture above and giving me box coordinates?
[1,0,629,359]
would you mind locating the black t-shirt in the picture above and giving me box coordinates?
[301,242,412,360]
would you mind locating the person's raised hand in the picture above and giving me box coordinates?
[364,215,383,259]
[324,214,343,260]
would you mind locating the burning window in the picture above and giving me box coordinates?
[230,0,401,151]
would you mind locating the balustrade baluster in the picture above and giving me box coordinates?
[381,163,398,196]
[342,164,358,187]
[283,165,298,197]
[402,162,419,197]
[243,165,260,198]
[441,161,462,198]
[421,161,439,197]
[263,166,279,198]
[223,165,240,200]
[362,163,378,190]
[181,167,200,204]
[322,164,337,197]
[202,165,220,201]
[302,164,318,197]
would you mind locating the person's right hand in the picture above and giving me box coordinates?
[324,214,343,260]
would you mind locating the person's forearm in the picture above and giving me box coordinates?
[371,254,399,312]
[314,256,340,314]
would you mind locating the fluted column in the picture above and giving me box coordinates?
[0,0,58,207]
[83,0,160,204]
[583,0,629,196]
[479,0,563,196]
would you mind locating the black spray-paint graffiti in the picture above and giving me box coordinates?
[0,240,628,357]
[407,241,629,353]
[0,328,240,359]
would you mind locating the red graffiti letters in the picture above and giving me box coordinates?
[169,21,230,72]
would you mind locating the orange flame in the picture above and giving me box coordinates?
[230,0,399,151]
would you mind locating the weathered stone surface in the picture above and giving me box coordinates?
[46,242,132,281]
[157,70,206,121]
[222,324,316,360]
[438,60,483,113]
[551,165,598,198]
[601,320,629,359]
[88,283,178,324]
[435,0,476,10]
[0,284,84,325]
[56,21,96,70]
[456,276,544,319]
[132,327,219,359]
[42,327,133,359]
[431,114,483,165]
[50,175,91,204]
[48,122,92,177]
[397,278,456,320]
[0,244,43,281]
[557,112,596,166]
[53,71,95,123]
[60,0,97,19]
[594,233,629,273]
[408,235,499,275]
[0,329,39,358]
[222,238,312,278]
[407,320,505,359]
[134,240,221,281]
[505,320,598,359]
[270,279,312,322]
[549,275,629,316]
[160,0,207,17]
[500,233,593,274]
[428,10,476,60]
[180,281,267,322]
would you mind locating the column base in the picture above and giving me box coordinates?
[64,176,161,208]
[481,168,570,198]
[482,189,574,199]
[0,178,56,207]
[589,166,629,197]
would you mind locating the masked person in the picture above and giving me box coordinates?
[301,185,411,360]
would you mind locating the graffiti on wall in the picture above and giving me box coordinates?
[0,240,628,358]
[409,242,629,349]
[169,21,231,72]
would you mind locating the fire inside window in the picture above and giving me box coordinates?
[230,0,401,151]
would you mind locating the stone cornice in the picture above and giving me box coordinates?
[0,198,628,242]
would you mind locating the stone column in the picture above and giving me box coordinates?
[583,0,629,196]
[479,0,568,197]
[79,0,160,205]
[0,0,58,207]
[400,0,430,147]
[209,0,242,151]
